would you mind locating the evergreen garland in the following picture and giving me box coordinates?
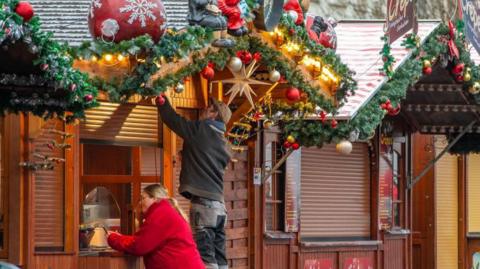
[0,0,98,121]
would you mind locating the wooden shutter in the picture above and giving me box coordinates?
[34,120,65,249]
[80,102,160,146]
[468,154,480,232]
[300,143,370,239]
[285,149,300,232]
[435,146,458,269]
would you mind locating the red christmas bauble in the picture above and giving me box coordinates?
[291,142,300,150]
[15,1,34,22]
[331,119,337,128]
[155,94,166,106]
[88,0,167,42]
[84,94,94,102]
[452,63,465,75]
[237,51,252,64]
[283,141,291,148]
[456,75,464,82]
[286,87,301,102]
[388,104,401,116]
[423,67,432,75]
[201,65,215,80]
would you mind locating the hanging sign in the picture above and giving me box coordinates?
[462,0,480,54]
[386,0,417,44]
[253,0,284,31]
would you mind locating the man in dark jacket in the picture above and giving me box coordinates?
[158,97,231,269]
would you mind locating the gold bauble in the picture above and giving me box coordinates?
[464,72,472,82]
[287,135,296,144]
[469,82,480,94]
[423,60,431,68]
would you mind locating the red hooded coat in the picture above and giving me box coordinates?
[108,199,205,269]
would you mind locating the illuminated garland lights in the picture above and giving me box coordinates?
[0,0,98,121]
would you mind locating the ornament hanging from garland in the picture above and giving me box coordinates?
[15,1,34,22]
[285,87,301,102]
[88,0,167,42]
[422,59,432,75]
[201,62,216,80]
[336,140,352,155]
[469,82,480,95]
[216,53,270,107]
[269,69,281,82]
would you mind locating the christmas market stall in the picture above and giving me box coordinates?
[0,0,361,268]
[327,19,480,269]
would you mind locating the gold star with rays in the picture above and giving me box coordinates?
[215,60,271,108]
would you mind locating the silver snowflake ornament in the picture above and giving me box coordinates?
[119,0,158,27]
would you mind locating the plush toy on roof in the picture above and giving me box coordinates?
[306,15,337,51]
[88,0,167,42]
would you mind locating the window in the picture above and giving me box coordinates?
[379,123,405,230]
[79,102,162,250]
[80,143,162,250]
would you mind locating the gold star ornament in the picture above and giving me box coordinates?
[215,60,271,108]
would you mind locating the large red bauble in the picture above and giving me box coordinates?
[15,1,34,22]
[88,0,167,42]
[285,87,301,102]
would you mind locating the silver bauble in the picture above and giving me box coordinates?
[336,140,353,155]
[269,69,281,82]
[228,57,243,72]
[175,82,185,93]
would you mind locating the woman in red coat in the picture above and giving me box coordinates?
[108,184,205,269]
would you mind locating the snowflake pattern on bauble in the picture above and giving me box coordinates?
[119,0,158,27]
[89,0,102,18]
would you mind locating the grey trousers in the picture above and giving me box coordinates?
[190,197,228,269]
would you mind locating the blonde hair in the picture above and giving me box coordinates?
[143,184,188,221]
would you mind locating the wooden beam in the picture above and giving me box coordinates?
[419,124,480,134]
[226,83,279,131]
[410,84,463,93]
[405,104,478,113]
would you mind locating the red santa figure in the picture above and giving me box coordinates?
[283,0,304,25]
[218,0,248,36]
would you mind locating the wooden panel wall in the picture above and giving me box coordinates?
[264,244,289,269]
[383,236,406,269]
[225,149,249,269]
[78,256,141,269]
[411,134,435,269]
[299,251,337,269]
[32,255,76,269]
[298,249,378,269]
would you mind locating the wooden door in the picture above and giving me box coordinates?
[412,134,435,269]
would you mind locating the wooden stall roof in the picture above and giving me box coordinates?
[402,68,480,135]
[331,20,439,120]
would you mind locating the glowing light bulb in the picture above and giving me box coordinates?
[104,54,113,62]
[117,54,125,61]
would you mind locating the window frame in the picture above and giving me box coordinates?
[80,142,163,241]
